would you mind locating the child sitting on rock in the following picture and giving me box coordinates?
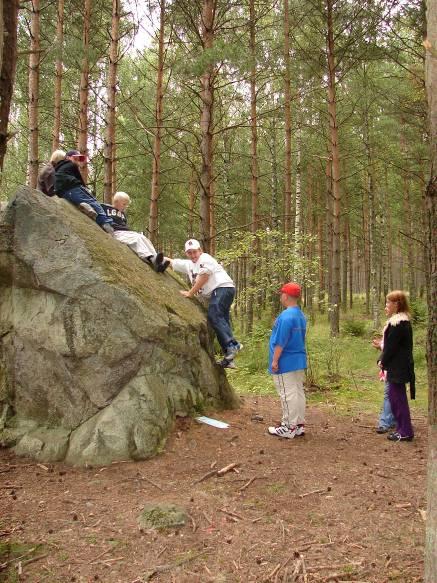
[102,191,169,273]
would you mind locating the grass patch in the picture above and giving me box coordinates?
[230,303,428,418]
[0,542,45,582]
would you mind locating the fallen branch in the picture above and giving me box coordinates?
[238,477,257,492]
[217,462,240,476]
[140,476,164,492]
[191,470,217,485]
[219,508,243,520]
[89,548,112,564]
[143,550,207,581]
[299,488,325,498]
[21,554,48,567]
[0,485,23,489]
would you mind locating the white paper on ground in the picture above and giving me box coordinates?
[195,416,230,429]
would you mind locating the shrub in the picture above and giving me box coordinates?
[342,319,366,337]
[410,299,428,325]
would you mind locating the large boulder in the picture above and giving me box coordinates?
[0,187,238,466]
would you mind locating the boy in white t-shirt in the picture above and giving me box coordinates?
[166,239,242,366]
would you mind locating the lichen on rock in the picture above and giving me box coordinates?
[0,187,238,466]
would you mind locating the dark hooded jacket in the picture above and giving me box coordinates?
[379,312,416,399]
[54,159,85,196]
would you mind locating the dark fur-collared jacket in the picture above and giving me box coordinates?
[379,312,416,399]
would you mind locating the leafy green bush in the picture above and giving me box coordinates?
[342,319,366,337]
[410,299,428,325]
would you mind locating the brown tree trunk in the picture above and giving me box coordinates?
[148,0,165,245]
[246,0,259,333]
[27,0,40,188]
[424,2,437,578]
[0,0,18,172]
[326,0,341,336]
[52,0,64,152]
[199,0,215,252]
[283,0,293,234]
[77,0,91,182]
[103,0,120,203]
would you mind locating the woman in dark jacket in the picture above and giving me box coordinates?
[379,290,415,442]
[54,150,114,234]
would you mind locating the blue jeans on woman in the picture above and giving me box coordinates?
[378,381,396,430]
[62,187,113,228]
[207,287,236,352]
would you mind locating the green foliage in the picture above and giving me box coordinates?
[342,319,367,337]
[409,299,428,325]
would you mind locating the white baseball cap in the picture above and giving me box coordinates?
[184,239,201,252]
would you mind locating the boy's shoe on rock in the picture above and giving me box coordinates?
[267,424,296,439]
[217,358,236,369]
[295,424,305,437]
[224,342,243,361]
[387,431,413,442]
[78,202,97,220]
[102,223,114,236]
[157,260,170,273]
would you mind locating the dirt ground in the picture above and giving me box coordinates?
[0,396,427,583]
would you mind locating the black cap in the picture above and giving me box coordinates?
[66,149,80,157]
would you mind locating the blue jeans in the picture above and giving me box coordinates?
[62,187,113,227]
[207,287,236,352]
[378,381,396,429]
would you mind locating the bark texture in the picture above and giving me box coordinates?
[77,0,91,182]
[52,0,64,152]
[199,0,215,252]
[425,0,437,578]
[0,0,18,172]
[103,0,120,202]
[148,0,166,245]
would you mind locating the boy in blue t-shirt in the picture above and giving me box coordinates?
[268,282,307,439]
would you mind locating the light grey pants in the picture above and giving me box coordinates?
[114,230,157,262]
[272,370,306,428]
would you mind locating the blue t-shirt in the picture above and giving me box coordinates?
[269,306,307,374]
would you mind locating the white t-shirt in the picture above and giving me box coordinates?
[172,252,234,298]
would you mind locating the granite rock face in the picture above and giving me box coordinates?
[0,187,238,465]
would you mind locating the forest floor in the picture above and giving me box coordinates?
[0,395,427,583]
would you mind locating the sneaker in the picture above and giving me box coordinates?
[224,342,243,361]
[267,424,297,439]
[78,202,97,220]
[217,358,236,369]
[157,260,170,273]
[295,424,305,437]
[376,426,390,434]
[387,432,413,442]
[101,223,114,236]
[154,252,164,266]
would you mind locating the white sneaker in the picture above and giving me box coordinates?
[267,424,296,439]
[295,424,305,437]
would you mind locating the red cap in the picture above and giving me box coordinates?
[279,282,301,297]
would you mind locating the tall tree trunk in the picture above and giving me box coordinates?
[188,169,196,236]
[246,0,259,333]
[199,0,215,252]
[78,0,91,182]
[149,0,165,245]
[27,0,40,188]
[52,0,64,152]
[103,0,120,203]
[0,0,18,172]
[424,2,437,578]
[294,121,302,276]
[270,116,279,229]
[283,0,293,234]
[326,0,341,336]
